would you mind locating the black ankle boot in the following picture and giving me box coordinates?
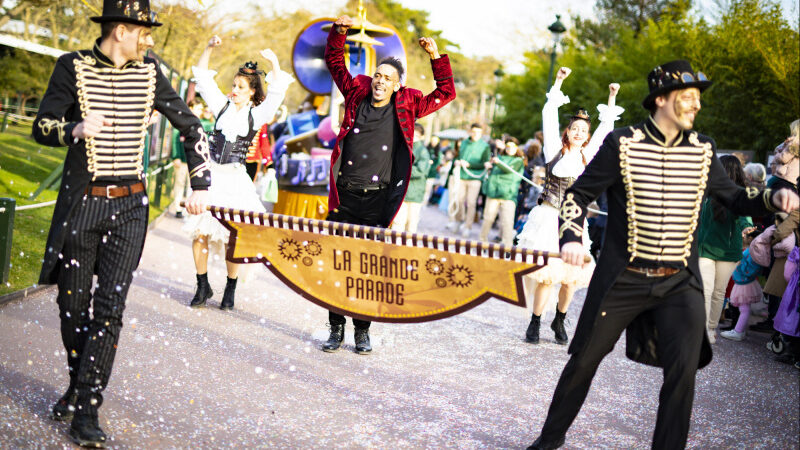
[220,277,237,310]
[551,311,569,345]
[51,389,77,422]
[70,392,106,448]
[70,414,107,448]
[525,313,541,344]
[354,328,372,354]
[322,324,344,352]
[190,273,213,307]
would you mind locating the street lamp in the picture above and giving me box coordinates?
[490,65,505,127]
[546,15,566,90]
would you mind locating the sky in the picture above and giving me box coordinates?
[198,0,799,73]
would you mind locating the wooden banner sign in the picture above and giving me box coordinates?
[210,206,557,323]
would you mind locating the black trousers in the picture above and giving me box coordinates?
[539,269,705,450]
[56,191,148,413]
[325,185,389,330]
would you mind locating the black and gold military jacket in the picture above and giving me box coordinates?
[33,40,211,284]
[558,116,779,368]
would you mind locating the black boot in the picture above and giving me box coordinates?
[220,277,237,311]
[70,392,106,448]
[190,273,213,308]
[551,310,569,345]
[354,328,372,354]
[50,388,77,422]
[527,435,565,450]
[322,323,344,352]
[69,414,107,448]
[525,313,541,344]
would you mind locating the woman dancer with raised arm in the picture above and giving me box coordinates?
[517,67,622,345]
[184,35,293,310]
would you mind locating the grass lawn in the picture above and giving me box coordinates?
[0,122,175,297]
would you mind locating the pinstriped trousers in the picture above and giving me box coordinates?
[56,191,148,412]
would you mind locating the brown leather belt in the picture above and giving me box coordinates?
[85,182,145,199]
[626,266,680,277]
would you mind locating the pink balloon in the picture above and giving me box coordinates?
[317,116,338,147]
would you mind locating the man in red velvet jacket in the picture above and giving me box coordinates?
[321,15,456,354]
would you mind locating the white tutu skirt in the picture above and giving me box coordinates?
[183,162,266,258]
[516,203,595,286]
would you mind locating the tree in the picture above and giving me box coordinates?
[493,0,798,160]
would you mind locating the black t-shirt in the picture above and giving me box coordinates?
[339,96,400,186]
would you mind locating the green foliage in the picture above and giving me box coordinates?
[0,123,65,296]
[494,0,799,160]
[0,48,52,101]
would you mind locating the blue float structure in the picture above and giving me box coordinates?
[271,2,407,219]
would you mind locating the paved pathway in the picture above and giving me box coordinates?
[0,202,797,448]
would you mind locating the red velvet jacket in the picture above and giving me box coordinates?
[324,27,456,226]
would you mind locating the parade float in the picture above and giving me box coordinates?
[272,2,406,219]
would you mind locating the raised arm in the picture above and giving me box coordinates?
[542,67,571,163]
[191,36,228,116]
[413,37,456,117]
[584,83,624,162]
[251,48,294,130]
[324,16,356,96]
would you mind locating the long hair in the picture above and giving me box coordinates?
[560,117,592,165]
[711,154,746,222]
[236,62,266,106]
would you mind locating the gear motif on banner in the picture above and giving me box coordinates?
[302,256,313,266]
[304,240,323,256]
[277,238,303,261]
[426,259,445,275]
[446,265,474,288]
[435,277,447,288]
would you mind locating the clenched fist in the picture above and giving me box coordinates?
[72,111,112,140]
[418,37,440,60]
[556,67,571,81]
[334,15,354,35]
[207,35,222,48]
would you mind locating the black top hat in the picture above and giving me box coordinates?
[570,108,591,123]
[91,0,162,27]
[642,60,711,110]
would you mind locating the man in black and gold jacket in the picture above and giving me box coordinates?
[32,0,210,446]
[528,60,799,450]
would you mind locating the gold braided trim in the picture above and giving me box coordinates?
[745,186,759,199]
[189,129,211,180]
[621,128,711,264]
[633,191,699,200]
[762,188,776,212]
[558,193,583,239]
[37,118,68,146]
[75,55,156,180]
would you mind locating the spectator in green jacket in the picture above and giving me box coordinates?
[422,135,441,205]
[697,154,752,344]
[448,123,491,237]
[480,136,524,246]
[391,123,432,232]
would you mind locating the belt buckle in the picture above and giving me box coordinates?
[104,185,120,198]
[645,269,660,277]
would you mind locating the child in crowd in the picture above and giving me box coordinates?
[722,226,795,341]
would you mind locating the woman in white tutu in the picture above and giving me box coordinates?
[184,35,293,310]
[517,67,622,344]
